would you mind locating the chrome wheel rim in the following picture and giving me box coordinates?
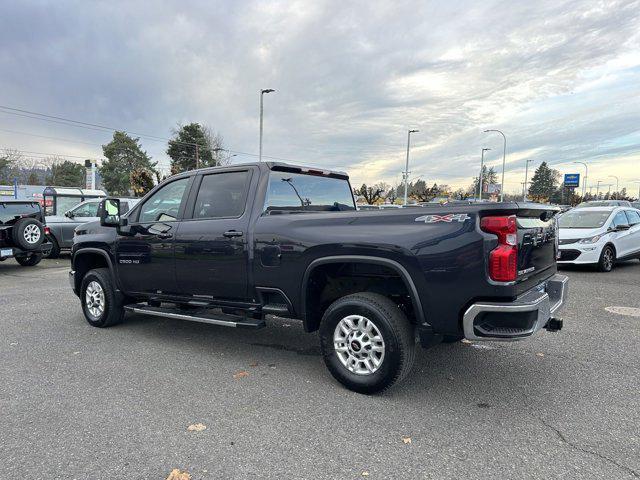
[23,224,41,244]
[603,248,613,270]
[333,315,385,375]
[85,281,105,318]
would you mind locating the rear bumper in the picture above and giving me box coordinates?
[463,274,568,341]
[0,242,52,258]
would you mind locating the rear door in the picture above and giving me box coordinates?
[173,168,254,301]
[116,176,192,295]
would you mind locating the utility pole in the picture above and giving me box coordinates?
[523,159,534,201]
[608,175,619,198]
[573,161,588,198]
[484,129,507,201]
[195,144,199,169]
[259,88,275,162]
[403,129,419,206]
[478,148,491,201]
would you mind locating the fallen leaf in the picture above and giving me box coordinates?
[249,361,259,367]
[233,370,249,379]
[461,339,472,344]
[361,472,370,477]
[73,351,81,355]
[166,469,191,480]
[536,352,545,357]
[187,423,207,432]
[402,436,412,444]
[268,363,276,369]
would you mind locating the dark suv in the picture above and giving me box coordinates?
[0,200,52,266]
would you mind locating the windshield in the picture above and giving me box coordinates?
[264,171,355,213]
[558,210,612,229]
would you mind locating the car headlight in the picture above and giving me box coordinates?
[578,234,602,244]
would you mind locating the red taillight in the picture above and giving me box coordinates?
[44,226,51,235]
[481,215,517,282]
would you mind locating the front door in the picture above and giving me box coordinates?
[116,176,192,295]
[174,169,253,301]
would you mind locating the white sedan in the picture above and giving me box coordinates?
[558,206,640,272]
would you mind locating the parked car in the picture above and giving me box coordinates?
[0,200,52,266]
[45,197,140,258]
[575,200,632,208]
[69,162,567,394]
[632,201,640,210]
[558,206,640,271]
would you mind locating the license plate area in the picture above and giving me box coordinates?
[1,248,13,257]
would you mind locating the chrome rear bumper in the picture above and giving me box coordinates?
[463,274,568,341]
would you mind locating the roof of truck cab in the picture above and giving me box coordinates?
[190,161,349,179]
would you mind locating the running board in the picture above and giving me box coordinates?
[124,304,266,329]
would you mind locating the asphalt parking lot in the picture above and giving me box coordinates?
[1,257,639,479]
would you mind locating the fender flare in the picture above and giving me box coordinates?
[72,248,121,291]
[300,255,426,328]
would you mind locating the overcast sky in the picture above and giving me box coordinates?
[1,0,639,194]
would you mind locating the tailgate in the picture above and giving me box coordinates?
[515,204,559,294]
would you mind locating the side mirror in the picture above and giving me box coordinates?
[64,210,73,218]
[99,198,121,227]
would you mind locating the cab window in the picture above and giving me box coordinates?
[71,201,100,217]
[192,171,251,219]
[138,178,189,223]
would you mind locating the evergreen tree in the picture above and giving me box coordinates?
[101,131,157,195]
[167,123,225,174]
[46,160,85,187]
[528,162,559,202]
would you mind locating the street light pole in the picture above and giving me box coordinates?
[596,180,603,197]
[478,148,491,201]
[259,88,275,162]
[484,129,507,201]
[523,159,534,202]
[572,161,588,198]
[608,175,619,198]
[403,129,419,206]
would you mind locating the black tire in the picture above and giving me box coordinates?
[43,235,60,259]
[11,218,45,250]
[15,254,43,267]
[441,335,464,343]
[319,292,415,394]
[80,268,125,327]
[597,245,615,272]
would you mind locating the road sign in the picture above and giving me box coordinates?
[564,173,580,188]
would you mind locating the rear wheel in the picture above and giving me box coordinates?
[15,254,43,267]
[43,235,60,259]
[319,292,415,394]
[597,245,615,272]
[80,268,125,327]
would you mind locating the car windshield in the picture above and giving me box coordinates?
[558,210,611,229]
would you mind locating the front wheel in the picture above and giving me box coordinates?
[597,245,615,272]
[80,268,125,327]
[319,292,415,394]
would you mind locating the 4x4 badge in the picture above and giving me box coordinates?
[415,214,470,223]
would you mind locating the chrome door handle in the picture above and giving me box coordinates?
[223,230,244,238]
[157,232,173,239]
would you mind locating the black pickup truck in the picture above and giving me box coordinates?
[69,162,567,393]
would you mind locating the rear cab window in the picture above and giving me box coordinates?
[264,171,355,214]
[191,170,251,219]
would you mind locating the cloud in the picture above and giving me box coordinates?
[0,0,639,193]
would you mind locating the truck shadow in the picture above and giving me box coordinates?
[119,312,552,403]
